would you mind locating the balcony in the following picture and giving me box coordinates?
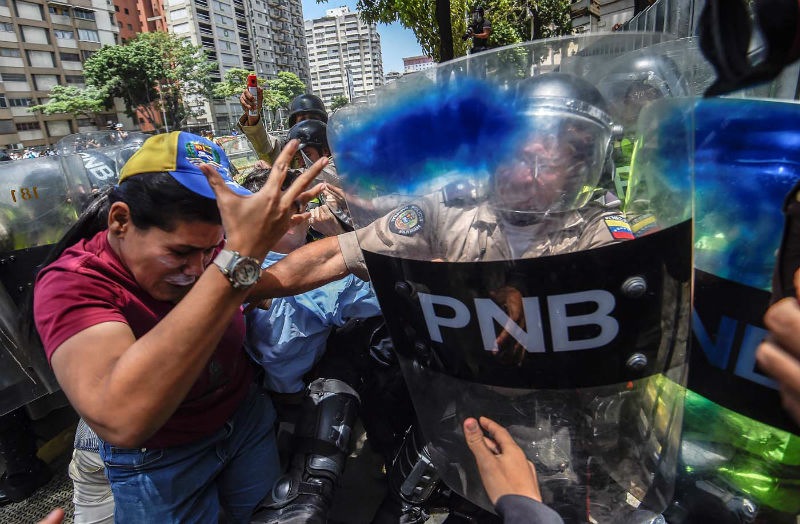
[196,0,209,7]
[199,23,213,36]
[234,8,245,19]
[233,0,244,7]
[197,12,211,23]
[237,22,248,32]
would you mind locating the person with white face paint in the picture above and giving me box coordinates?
[29,131,326,523]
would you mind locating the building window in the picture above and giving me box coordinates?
[74,9,95,21]
[0,120,15,134]
[0,22,14,32]
[0,47,20,57]
[81,50,95,60]
[114,5,119,11]
[77,29,100,42]
[48,6,68,15]
[0,0,7,6]
[127,23,132,30]
[117,21,122,28]
[124,7,129,14]
[0,95,6,107]
[54,29,74,39]
[1,72,27,82]
[60,52,80,61]
[16,121,40,131]
[8,97,33,107]
[65,75,84,84]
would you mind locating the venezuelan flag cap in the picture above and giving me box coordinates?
[118,131,251,199]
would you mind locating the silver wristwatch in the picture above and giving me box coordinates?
[213,249,261,289]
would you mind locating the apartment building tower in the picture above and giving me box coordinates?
[0,0,121,151]
[164,0,310,134]
[114,0,168,42]
[304,6,383,107]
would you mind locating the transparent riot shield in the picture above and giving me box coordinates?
[328,34,696,521]
[0,131,147,416]
[216,135,261,174]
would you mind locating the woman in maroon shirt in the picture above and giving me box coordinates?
[30,132,326,523]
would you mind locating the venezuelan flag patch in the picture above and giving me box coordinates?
[604,215,635,240]
[630,213,659,236]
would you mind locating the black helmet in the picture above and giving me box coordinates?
[287,94,328,127]
[515,72,613,126]
[472,4,484,13]
[287,119,329,157]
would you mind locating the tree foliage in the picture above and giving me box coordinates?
[83,31,215,131]
[353,0,571,62]
[330,95,349,111]
[263,71,306,112]
[212,68,267,99]
[29,85,111,126]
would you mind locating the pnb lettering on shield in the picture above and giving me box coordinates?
[418,290,619,352]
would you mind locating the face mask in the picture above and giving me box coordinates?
[472,12,481,23]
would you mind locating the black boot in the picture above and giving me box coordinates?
[251,378,360,524]
[0,408,52,505]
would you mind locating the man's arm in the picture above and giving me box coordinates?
[249,234,361,301]
[238,86,281,164]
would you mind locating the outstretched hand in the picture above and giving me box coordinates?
[200,139,324,261]
[757,268,800,425]
[463,416,542,505]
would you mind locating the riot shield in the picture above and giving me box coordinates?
[328,34,695,521]
[0,131,147,416]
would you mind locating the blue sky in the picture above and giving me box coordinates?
[300,0,424,73]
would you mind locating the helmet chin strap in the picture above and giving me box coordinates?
[300,148,314,169]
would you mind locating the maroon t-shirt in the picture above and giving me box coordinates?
[34,230,253,448]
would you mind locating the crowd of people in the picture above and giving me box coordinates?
[7,56,800,524]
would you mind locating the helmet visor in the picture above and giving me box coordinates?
[491,109,611,215]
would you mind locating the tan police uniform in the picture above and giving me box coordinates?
[337,192,633,281]
[237,114,282,164]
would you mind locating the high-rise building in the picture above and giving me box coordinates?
[0,0,121,151]
[402,55,433,74]
[114,0,168,42]
[304,6,383,107]
[163,0,310,133]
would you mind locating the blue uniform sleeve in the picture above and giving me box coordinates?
[327,276,382,326]
[495,495,564,524]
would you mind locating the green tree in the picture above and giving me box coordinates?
[260,72,305,125]
[330,95,349,111]
[28,85,111,127]
[83,31,216,131]
[212,68,267,99]
[354,0,570,62]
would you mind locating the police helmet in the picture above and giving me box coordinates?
[472,5,484,13]
[287,119,329,158]
[597,53,688,128]
[491,73,615,218]
[287,94,328,128]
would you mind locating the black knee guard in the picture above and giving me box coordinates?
[251,378,360,524]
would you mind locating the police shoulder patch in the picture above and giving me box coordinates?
[603,214,634,240]
[389,204,425,236]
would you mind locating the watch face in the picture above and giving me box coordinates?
[231,259,260,286]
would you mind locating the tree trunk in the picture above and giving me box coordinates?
[436,0,454,62]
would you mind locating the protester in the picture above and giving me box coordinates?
[31,132,325,522]
[463,417,563,524]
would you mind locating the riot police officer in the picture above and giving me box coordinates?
[256,73,632,286]
[238,88,328,165]
[464,5,492,55]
